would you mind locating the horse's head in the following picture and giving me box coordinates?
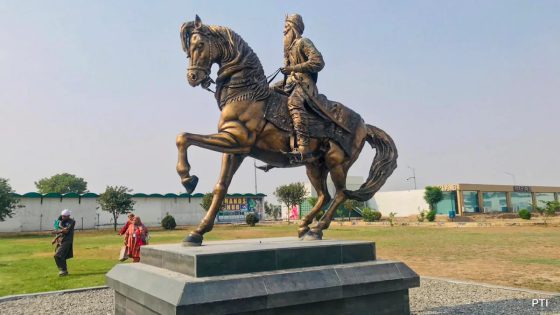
[180,15,216,88]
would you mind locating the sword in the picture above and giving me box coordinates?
[294,76,351,133]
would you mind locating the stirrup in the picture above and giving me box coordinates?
[284,150,317,164]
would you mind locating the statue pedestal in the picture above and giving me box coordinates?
[106,237,419,315]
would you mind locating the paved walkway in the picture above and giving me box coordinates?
[1,277,558,314]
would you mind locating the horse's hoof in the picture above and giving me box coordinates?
[182,175,199,194]
[303,230,323,241]
[297,226,310,238]
[182,232,203,246]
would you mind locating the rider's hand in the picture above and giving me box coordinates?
[280,66,294,75]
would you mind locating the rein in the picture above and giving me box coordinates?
[200,67,282,94]
[187,28,282,98]
[266,68,282,84]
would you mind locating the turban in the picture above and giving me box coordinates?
[286,14,304,35]
[61,209,72,216]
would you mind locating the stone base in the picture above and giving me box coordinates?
[106,238,419,315]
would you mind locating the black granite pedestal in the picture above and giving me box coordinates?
[106,237,419,315]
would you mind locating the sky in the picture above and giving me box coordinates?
[1,1,559,200]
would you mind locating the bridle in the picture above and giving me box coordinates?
[184,28,282,95]
[186,30,215,92]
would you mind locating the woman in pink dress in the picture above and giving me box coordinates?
[125,216,148,262]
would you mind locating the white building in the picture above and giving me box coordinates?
[368,190,428,217]
[304,176,428,217]
[306,176,365,198]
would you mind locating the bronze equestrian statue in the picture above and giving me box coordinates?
[177,15,398,246]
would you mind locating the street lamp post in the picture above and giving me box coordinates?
[254,159,258,194]
[406,166,417,190]
[504,172,516,185]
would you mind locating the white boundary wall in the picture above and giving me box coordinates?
[0,196,207,233]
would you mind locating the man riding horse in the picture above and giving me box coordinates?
[273,14,325,162]
[178,14,397,246]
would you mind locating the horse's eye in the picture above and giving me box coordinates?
[197,42,204,49]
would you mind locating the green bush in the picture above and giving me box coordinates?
[417,210,427,222]
[388,212,397,226]
[362,208,382,222]
[336,208,345,220]
[315,209,325,221]
[426,210,437,222]
[518,209,531,220]
[161,213,177,230]
[245,212,259,227]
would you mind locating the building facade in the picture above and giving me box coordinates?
[433,184,560,215]
[367,184,560,217]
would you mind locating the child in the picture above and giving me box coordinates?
[118,213,135,261]
[118,213,135,235]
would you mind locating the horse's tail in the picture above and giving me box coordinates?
[344,124,398,201]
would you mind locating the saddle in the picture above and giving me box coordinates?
[264,89,363,157]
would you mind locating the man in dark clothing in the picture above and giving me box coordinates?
[53,209,75,276]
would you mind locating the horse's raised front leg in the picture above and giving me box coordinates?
[176,123,252,193]
[184,153,245,246]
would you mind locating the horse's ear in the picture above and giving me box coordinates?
[180,22,191,53]
[194,15,202,29]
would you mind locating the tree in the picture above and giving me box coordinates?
[35,173,88,194]
[200,192,221,212]
[336,208,344,221]
[274,183,308,223]
[307,197,318,208]
[306,197,324,221]
[424,186,443,211]
[264,201,281,220]
[388,212,397,227]
[343,199,363,221]
[97,186,135,231]
[536,201,559,226]
[0,178,22,222]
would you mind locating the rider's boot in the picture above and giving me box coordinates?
[292,115,315,163]
[295,143,315,163]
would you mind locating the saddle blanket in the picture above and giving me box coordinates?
[264,90,363,157]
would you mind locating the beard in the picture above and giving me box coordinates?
[283,29,296,54]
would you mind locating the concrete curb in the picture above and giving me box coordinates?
[422,276,560,297]
[0,285,108,303]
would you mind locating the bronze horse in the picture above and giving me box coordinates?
[177,16,397,246]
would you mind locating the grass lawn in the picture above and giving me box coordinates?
[0,224,559,296]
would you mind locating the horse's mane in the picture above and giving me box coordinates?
[206,26,265,82]
[205,25,270,106]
